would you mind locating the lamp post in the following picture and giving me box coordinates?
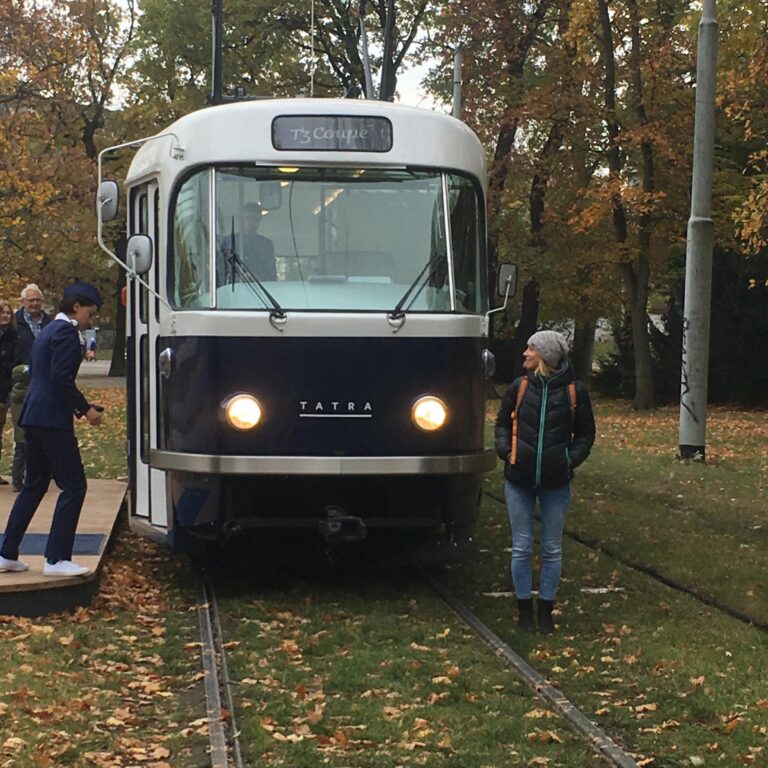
[679,0,717,460]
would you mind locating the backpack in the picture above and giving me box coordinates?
[509,377,577,465]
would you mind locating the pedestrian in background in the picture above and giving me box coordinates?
[11,284,52,489]
[8,364,29,492]
[495,331,596,633]
[0,300,19,486]
[0,282,104,577]
[15,284,51,363]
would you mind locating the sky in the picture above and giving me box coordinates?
[394,63,444,111]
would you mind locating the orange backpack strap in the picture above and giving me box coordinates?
[509,377,529,464]
[567,382,577,434]
[568,382,577,415]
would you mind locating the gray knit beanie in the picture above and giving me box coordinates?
[527,330,569,368]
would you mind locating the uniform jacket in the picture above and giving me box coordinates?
[0,325,19,402]
[14,307,52,364]
[494,363,596,488]
[19,318,90,431]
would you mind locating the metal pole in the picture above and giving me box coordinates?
[359,0,375,98]
[210,0,223,104]
[679,0,717,459]
[380,0,395,100]
[452,48,463,118]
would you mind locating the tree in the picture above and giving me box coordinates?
[427,0,698,407]
[128,0,433,120]
[0,0,135,343]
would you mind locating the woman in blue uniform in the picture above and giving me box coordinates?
[0,282,104,577]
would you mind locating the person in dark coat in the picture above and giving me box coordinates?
[0,282,104,577]
[495,331,596,633]
[218,201,277,285]
[14,284,52,364]
[0,300,19,486]
[8,364,29,491]
[11,284,52,490]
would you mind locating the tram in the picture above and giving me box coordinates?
[98,98,509,553]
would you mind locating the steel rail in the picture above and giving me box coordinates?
[210,585,245,768]
[421,570,639,768]
[197,579,245,768]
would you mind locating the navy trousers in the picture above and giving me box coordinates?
[0,426,87,562]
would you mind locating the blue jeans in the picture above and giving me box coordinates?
[504,481,571,601]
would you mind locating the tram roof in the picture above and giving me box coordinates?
[126,98,487,187]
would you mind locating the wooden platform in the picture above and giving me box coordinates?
[0,479,126,617]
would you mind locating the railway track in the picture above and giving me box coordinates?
[197,576,245,768]
[194,564,639,768]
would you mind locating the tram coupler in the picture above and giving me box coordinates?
[319,507,367,544]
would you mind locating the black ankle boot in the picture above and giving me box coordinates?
[537,599,555,634]
[517,598,535,631]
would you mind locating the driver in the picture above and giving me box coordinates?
[219,201,276,283]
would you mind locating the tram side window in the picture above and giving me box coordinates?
[131,189,150,323]
[171,170,211,308]
[449,175,482,313]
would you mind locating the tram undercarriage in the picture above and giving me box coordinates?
[167,471,482,554]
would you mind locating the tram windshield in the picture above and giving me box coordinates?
[171,167,485,313]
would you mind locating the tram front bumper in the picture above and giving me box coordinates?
[149,449,497,475]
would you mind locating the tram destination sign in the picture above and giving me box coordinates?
[272,115,393,152]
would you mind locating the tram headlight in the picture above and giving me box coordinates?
[411,396,448,432]
[224,394,263,430]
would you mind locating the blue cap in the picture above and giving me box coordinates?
[63,282,103,309]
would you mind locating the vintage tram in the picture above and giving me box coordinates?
[98,98,504,553]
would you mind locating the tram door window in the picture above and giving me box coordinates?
[130,188,151,465]
[171,170,212,308]
[153,190,160,322]
[448,175,484,313]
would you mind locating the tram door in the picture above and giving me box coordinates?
[128,183,165,528]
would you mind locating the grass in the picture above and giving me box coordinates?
[215,565,605,767]
[0,386,128,482]
[0,531,209,767]
[0,388,208,767]
[1,391,767,766]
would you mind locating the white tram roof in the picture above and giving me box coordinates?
[126,98,487,189]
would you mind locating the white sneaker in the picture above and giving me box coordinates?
[43,560,91,577]
[0,555,30,572]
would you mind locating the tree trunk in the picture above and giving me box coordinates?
[571,317,596,382]
[627,0,656,410]
[509,279,540,378]
[109,236,127,377]
[596,0,654,409]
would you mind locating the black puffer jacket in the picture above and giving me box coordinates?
[495,363,596,488]
[0,325,19,402]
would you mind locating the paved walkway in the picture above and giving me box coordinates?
[77,359,125,389]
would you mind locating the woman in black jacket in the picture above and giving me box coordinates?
[495,331,595,633]
[0,300,20,486]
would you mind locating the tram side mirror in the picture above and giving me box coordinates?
[259,181,282,210]
[98,180,120,222]
[126,234,153,275]
[497,263,518,299]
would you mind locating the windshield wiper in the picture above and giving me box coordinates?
[223,218,285,320]
[388,252,447,321]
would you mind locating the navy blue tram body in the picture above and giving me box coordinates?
[155,334,489,541]
[159,336,485,456]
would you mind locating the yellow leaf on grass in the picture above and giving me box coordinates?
[2,737,26,751]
